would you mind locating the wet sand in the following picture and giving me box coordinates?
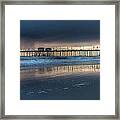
[20,72,100,100]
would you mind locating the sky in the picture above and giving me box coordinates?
[20,20,100,49]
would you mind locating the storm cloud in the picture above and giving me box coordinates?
[20,20,100,49]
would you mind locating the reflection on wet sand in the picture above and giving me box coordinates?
[21,64,100,80]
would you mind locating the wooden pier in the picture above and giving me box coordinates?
[20,49,100,57]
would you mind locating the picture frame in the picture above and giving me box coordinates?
[0,0,119,119]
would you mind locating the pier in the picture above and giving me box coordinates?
[20,49,100,57]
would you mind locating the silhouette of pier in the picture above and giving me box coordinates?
[20,49,100,57]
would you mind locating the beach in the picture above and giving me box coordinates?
[20,56,100,100]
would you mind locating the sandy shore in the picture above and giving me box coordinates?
[20,72,100,100]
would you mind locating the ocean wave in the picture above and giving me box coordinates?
[20,56,100,67]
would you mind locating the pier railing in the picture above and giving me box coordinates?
[20,49,100,57]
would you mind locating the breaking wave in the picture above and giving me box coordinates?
[20,56,100,68]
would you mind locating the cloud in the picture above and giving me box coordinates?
[20,20,100,49]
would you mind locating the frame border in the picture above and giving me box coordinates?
[0,0,119,119]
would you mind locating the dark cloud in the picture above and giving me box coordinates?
[20,20,100,48]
